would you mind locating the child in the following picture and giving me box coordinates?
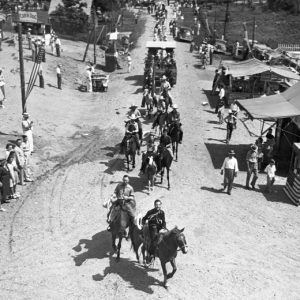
[264,159,276,193]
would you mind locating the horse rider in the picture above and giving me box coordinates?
[159,128,173,158]
[128,103,143,139]
[168,103,183,144]
[107,175,136,231]
[120,114,141,155]
[140,141,157,174]
[142,199,166,261]
[160,75,171,94]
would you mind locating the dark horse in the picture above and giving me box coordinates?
[161,89,173,113]
[157,227,187,287]
[124,134,138,171]
[168,121,181,161]
[155,146,173,189]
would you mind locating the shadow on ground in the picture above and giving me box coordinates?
[72,230,159,294]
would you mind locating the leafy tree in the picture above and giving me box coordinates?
[52,0,89,33]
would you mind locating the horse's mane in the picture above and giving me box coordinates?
[163,226,181,238]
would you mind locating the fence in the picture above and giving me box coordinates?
[278,44,300,52]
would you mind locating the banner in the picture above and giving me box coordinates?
[18,11,38,23]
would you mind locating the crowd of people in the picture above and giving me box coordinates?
[0,113,35,212]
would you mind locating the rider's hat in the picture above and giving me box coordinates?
[147,145,154,151]
[159,95,164,100]
[161,75,167,81]
[23,112,30,117]
[228,109,233,114]
[173,104,178,109]
[251,144,258,151]
[129,103,138,108]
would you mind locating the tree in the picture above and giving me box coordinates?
[53,0,89,33]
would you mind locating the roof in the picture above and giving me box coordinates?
[223,58,300,80]
[146,41,176,49]
[48,0,93,16]
[237,81,300,121]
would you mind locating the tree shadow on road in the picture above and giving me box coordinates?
[124,74,144,86]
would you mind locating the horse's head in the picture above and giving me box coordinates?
[173,227,188,254]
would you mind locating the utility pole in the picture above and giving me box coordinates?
[223,0,230,40]
[93,8,97,65]
[17,18,26,113]
[252,16,256,48]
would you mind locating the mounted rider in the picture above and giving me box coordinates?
[168,104,183,144]
[142,199,166,260]
[120,114,140,155]
[152,95,166,130]
[128,103,143,140]
[160,75,171,94]
[107,175,136,231]
[159,128,173,158]
[140,133,157,174]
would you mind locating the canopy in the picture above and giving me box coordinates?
[223,58,300,80]
[237,81,300,121]
[146,41,176,49]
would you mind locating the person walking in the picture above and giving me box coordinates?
[0,68,6,108]
[215,84,225,113]
[22,113,34,153]
[224,110,237,144]
[264,159,276,193]
[21,135,33,182]
[56,64,62,90]
[14,138,26,186]
[246,144,259,190]
[127,53,132,73]
[55,36,61,57]
[220,150,239,195]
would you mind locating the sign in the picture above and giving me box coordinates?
[18,11,38,23]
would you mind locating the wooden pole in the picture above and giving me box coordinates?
[252,16,256,48]
[82,27,93,62]
[93,11,97,65]
[223,0,230,40]
[17,22,26,113]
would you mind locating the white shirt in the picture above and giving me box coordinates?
[219,88,225,99]
[55,38,61,46]
[56,67,61,75]
[221,157,239,171]
[127,56,132,64]
[265,164,276,178]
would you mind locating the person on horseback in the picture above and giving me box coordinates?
[160,75,171,94]
[168,104,183,144]
[140,144,156,174]
[128,104,143,140]
[120,114,140,155]
[159,128,173,158]
[107,175,136,231]
[142,199,166,260]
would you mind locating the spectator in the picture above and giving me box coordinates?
[224,110,237,144]
[217,101,225,124]
[264,159,276,193]
[85,66,92,92]
[246,144,259,190]
[22,112,34,153]
[127,53,132,73]
[26,28,32,50]
[14,138,26,186]
[22,135,33,182]
[0,68,7,107]
[56,64,62,90]
[39,66,44,88]
[55,36,61,57]
[6,152,20,199]
[5,143,13,159]
[255,137,264,172]
[215,84,225,113]
[0,153,10,211]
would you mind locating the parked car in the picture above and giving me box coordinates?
[176,26,193,43]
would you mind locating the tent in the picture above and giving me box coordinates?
[237,81,300,121]
[223,58,300,80]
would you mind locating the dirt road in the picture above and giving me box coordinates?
[0,7,299,300]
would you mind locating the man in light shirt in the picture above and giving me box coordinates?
[220,149,239,195]
[56,64,62,90]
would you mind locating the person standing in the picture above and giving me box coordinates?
[224,110,237,144]
[86,66,92,92]
[56,64,62,90]
[220,150,239,195]
[21,135,33,182]
[127,53,132,73]
[0,68,6,107]
[26,28,32,50]
[55,36,61,57]
[264,159,276,193]
[22,113,34,153]
[215,84,225,113]
[0,154,10,211]
[246,144,259,190]
[14,139,25,186]
[39,66,44,88]
[134,13,138,24]
[0,29,2,51]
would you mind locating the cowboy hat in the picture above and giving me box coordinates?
[228,150,235,155]
[251,144,258,151]
[270,159,275,164]
[159,95,164,100]
[129,103,138,108]
[161,75,167,80]
[173,104,178,109]
[228,109,233,114]
[23,112,30,117]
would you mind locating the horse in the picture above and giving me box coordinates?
[168,121,181,161]
[110,205,130,262]
[145,155,157,194]
[145,93,154,119]
[155,146,173,189]
[157,227,187,287]
[124,134,138,171]
[161,89,173,112]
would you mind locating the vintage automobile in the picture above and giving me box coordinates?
[176,26,193,42]
[144,41,177,95]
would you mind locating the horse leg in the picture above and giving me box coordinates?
[126,155,130,171]
[167,168,170,190]
[112,233,117,252]
[176,142,178,161]
[132,154,135,169]
[116,236,122,262]
[167,258,177,279]
[161,261,168,287]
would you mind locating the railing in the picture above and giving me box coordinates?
[278,44,300,52]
